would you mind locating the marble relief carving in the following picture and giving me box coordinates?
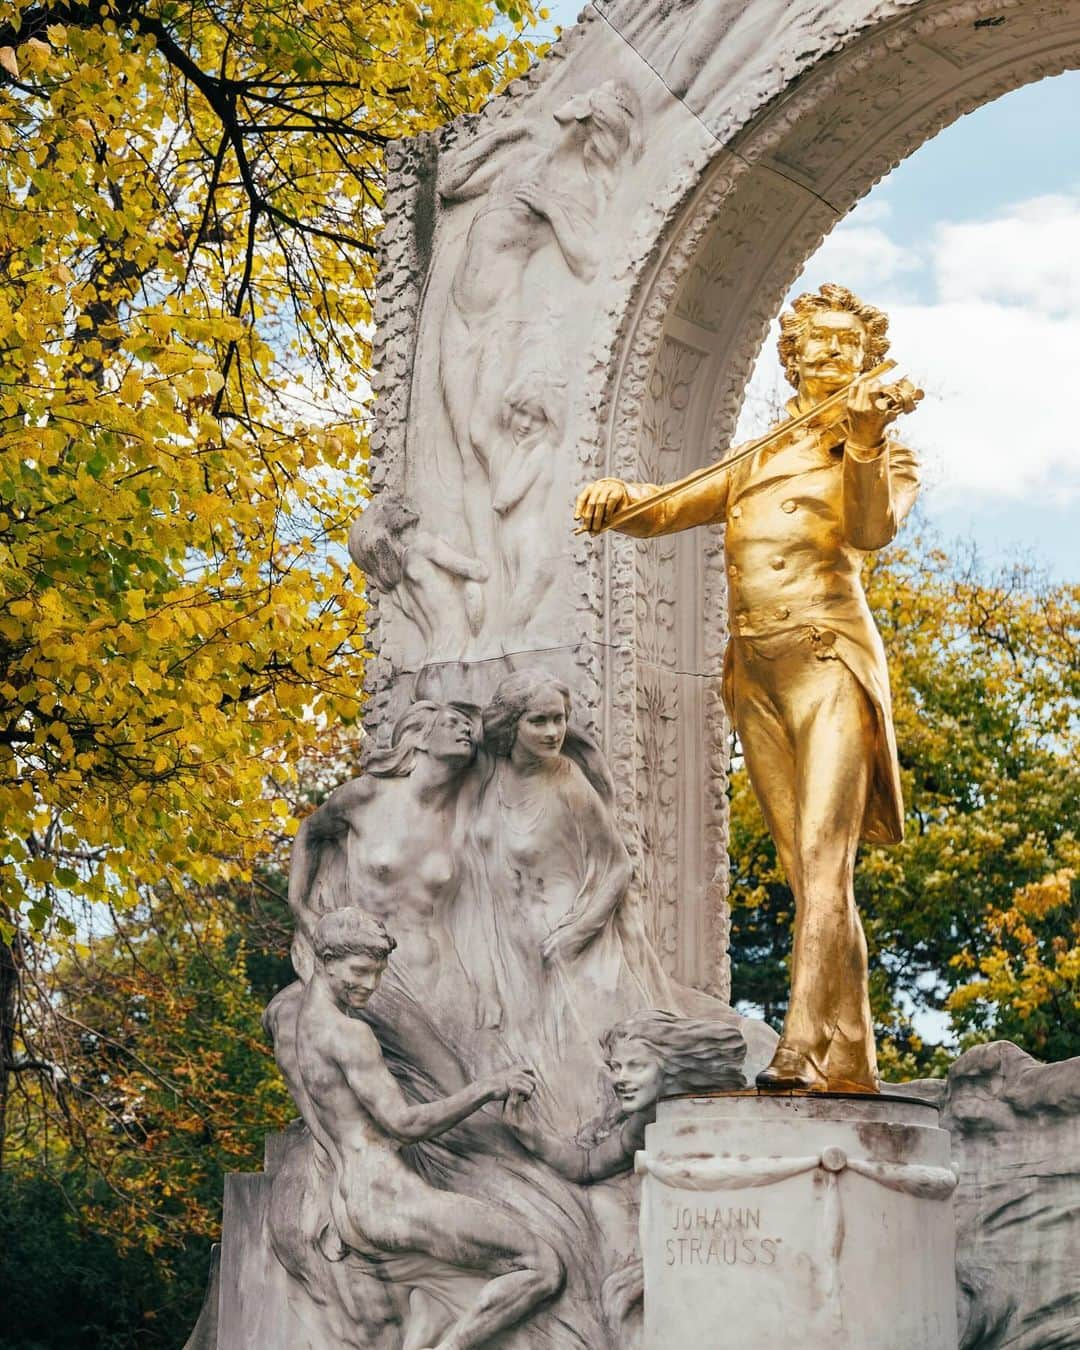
[349,499,488,664]
[431,79,643,652]
[266,669,776,1347]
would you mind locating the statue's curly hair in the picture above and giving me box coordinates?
[777,282,890,389]
[313,906,396,963]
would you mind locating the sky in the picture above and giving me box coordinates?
[541,3,1080,582]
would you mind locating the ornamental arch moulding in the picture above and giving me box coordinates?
[364,0,1080,1001]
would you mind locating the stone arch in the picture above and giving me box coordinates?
[600,0,1080,998]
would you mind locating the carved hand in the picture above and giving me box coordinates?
[573,478,629,534]
[483,1065,537,1104]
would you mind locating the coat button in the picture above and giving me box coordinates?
[770,556,785,570]
[729,504,742,519]
[775,606,790,620]
[818,629,836,647]
[781,499,796,513]
[729,563,739,578]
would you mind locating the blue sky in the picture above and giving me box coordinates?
[541,4,1080,582]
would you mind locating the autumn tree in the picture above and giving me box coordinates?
[728,532,1080,1073]
[0,873,296,1345]
[0,0,545,1147]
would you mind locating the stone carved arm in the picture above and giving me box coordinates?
[542,795,633,964]
[841,439,919,552]
[513,182,601,282]
[288,781,369,902]
[419,531,489,583]
[439,124,530,202]
[341,1027,534,1145]
[492,441,548,515]
[503,1098,632,1183]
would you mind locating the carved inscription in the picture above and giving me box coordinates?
[664,1205,782,1269]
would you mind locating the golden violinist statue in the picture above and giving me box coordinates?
[575,283,922,1094]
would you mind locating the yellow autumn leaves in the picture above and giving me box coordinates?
[0,0,544,932]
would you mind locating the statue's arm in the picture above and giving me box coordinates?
[423,532,489,583]
[492,443,548,514]
[840,438,920,551]
[439,125,529,201]
[512,183,600,281]
[341,1035,507,1144]
[575,468,730,538]
[542,790,632,962]
[504,1107,592,1181]
[287,784,361,912]
[505,1107,631,1182]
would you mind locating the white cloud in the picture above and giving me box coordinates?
[887,298,1080,503]
[933,194,1080,317]
[794,223,918,300]
[735,192,1080,506]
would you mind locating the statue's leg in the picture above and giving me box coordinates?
[728,639,800,887]
[784,655,877,1091]
[381,1181,564,1350]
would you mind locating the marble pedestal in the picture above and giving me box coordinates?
[637,1092,958,1349]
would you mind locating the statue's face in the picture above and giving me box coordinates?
[508,400,546,443]
[795,309,866,394]
[425,706,477,765]
[607,1037,665,1114]
[514,687,567,762]
[323,952,387,1012]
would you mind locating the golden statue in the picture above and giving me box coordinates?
[575,283,922,1094]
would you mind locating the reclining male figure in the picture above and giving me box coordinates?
[296,905,564,1350]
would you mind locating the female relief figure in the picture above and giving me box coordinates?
[437,79,643,566]
[288,701,486,1066]
[506,1009,746,1181]
[491,371,566,644]
[464,670,675,1127]
[505,1010,747,1337]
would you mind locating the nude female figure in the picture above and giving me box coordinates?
[491,372,565,644]
[296,908,563,1350]
[437,79,642,563]
[287,699,500,1078]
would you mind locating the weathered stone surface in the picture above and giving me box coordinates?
[638,1093,958,1349]
[904,1043,1080,1349]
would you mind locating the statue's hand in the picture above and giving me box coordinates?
[574,478,629,534]
[845,376,922,452]
[845,377,890,451]
[485,1065,537,1104]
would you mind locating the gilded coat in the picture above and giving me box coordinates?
[618,419,919,844]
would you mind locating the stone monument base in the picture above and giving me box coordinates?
[637,1091,958,1349]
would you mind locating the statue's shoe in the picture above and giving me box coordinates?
[755,1046,827,1091]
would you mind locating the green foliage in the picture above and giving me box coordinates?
[0,1172,184,1349]
[1,875,294,1338]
